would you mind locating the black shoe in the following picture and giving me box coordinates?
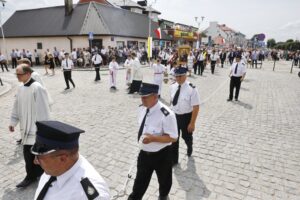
[235,98,238,101]
[158,196,169,200]
[64,87,70,90]
[227,98,232,101]
[187,146,193,157]
[16,139,22,145]
[16,178,36,188]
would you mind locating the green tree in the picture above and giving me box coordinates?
[286,39,294,43]
[267,38,276,48]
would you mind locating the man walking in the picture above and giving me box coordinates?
[170,67,200,166]
[9,64,51,188]
[128,83,178,200]
[61,53,75,90]
[227,55,246,101]
[91,51,102,81]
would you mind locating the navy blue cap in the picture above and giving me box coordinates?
[174,66,188,76]
[31,121,85,155]
[139,83,159,96]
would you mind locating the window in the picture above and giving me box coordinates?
[117,41,125,48]
[37,43,43,49]
[127,41,138,49]
[139,42,145,48]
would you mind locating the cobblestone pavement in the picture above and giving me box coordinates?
[0,61,299,200]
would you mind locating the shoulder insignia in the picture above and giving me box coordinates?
[160,107,170,116]
[139,104,143,107]
[80,177,99,200]
[189,83,196,88]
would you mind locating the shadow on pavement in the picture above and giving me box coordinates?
[2,182,37,200]
[233,100,253,110]
[174,157,210,200]
[240,87,250,91]
[7,145,22,165]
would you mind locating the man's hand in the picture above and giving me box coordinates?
[142,134,154,144]
[241,77,244,82]
[187,123,195,133]
[9,126,14,132]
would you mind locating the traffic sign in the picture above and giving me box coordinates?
[88,32,93,40]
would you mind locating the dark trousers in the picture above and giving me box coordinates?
[35,57,40,66]
[1,63,9,72]
[172,112,193,164]
[95,65,101,81]
[211,61,216,74]
[252,60,257,68]
[199,61,205,75]
[54,57,60,67]
[12,58,17,68]
[229,76,242,100]
[221,59,225,67]
[128,80,142,94]
[128,146,172,200]
[63,70,75,88]
[23,145,43,180]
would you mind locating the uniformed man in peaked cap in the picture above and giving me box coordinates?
[128,83,178,200]
[170,67,200,166]
[32,121,110,200]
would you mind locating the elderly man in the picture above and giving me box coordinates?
[32,121,110,200]
[9,64,51,188]
[128,83,178,200]
[170,67,200,166]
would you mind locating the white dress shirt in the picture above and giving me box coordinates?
[170,81,200,115]
[139,101,178,152]
[230,61,246,77]
[34,155,110,200]
[92,54,103,65]
[61,59,74,70]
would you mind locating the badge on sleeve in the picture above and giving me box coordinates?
[80,177,99,200]
[189,83,196,88]
[160,107,170,116]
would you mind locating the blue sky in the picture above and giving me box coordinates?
[1,0,299,42]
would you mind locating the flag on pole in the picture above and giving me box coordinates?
[154,27,162,39]
[147,37,152,58]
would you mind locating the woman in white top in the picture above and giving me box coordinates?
[187,51,195,76]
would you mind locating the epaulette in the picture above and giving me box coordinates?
[139,104,143,107]
[189,83,196,88]
[80,177,99,200]
[160,107,170,116]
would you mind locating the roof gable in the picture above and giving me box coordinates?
[2,4,89,37]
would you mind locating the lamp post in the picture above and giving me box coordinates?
[147,0,157,59]
[0,0,6,57]
[195,16,204,49]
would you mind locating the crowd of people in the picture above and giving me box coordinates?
[2,43,300,200]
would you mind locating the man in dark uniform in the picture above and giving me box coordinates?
[220,49,227,68]
[128,83,178,200]
[32,120,110,200]
[170,67,200,166]
[227,54,246,101]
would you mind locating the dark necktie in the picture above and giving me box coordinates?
[172,85,181,106]
[137,108,149,141]
[36,176,57,200]
[234,63,238,74]
[66,59,68,67]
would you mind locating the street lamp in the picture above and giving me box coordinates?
[0,0,6,58]
[195,16,204,49]
[147,0,157,58]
